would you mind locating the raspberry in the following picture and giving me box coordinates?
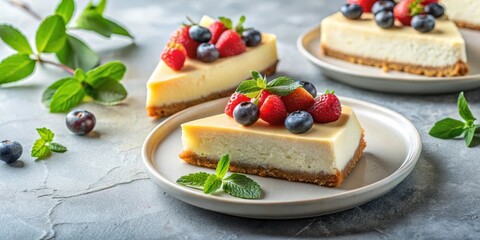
[224,92,251,117]
[161,42,186,71]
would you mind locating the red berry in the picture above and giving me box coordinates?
[281,88,315,113]
[394,0,431,26]
[257,90,272,108]
[170,26,200,59]
[224,92,251,117]
[259,95,287,125]
[161,42,186,71]
[208,21,228,44]
[347,0,377,13]
[215,30,246,57]
[422,0,439,5]
[308,93,342,123]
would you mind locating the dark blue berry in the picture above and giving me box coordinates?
[0,140,23,163]
[189,25,211,43]
[371,1,395,15]
[242,29,262,47]
[375,10,395,29]
[412,15,436,33]
[341,4,363,20]
[298,81,317,98]
[197,43,219,63]
[285,111,314,134]
[424,3,445,18]
[233,102,259,126]
[66,109,96,135]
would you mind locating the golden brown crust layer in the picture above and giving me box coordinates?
[454,20,480,31]
[147,61,278,118]
[179,133,366,187]
[321,45,468,77]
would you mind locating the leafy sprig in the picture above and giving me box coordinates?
[177,154,262,199]
[31,128,67,160]
[218,15,247,34]
[429,92,479,147]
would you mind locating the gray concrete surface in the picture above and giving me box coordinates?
[0,0,479,239]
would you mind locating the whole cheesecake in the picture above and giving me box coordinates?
[441,0,480,30]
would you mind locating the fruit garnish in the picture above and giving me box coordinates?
[225,92,251,117]
[259,95,288,125]
[31,127,67,160]
[298,81,317,98]
[242,29,262,47]
[235,71,302,100]
[424,3,444,18]
[394,0,435,26]
[281,87,315,113]
[209,21,229,44]
[347,0,377,13]
[161,42,187,71]
[233,102,260,126]
[285,111,314,134]
[218,15,247,34]
[308,90,342,123]
[0,140,23,163]
[197,43,220,63]
[66,109,96,135]
[412,14,435,33]
[215,30,246,57]
[257,90,272,108]
[341,3,363,20]
[169,25,200,59]
[375,10,395,29]
[371,0,396,15]
[188,24,212,43]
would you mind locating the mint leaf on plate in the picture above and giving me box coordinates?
[215,155,230,179]
[223,173,261,199]
[0,25,33,54]
[203,174,222,194]
[176,172,210,189]
[0,54,36,85]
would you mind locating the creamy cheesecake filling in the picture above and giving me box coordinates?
[321,13,467,67]
[442,0,480,27]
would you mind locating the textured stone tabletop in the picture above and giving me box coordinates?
[1,0,479,239]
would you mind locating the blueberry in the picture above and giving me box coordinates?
[298,81,317,98]
[242,29,262,47]
[0,140,23,163]
[66,109,96,135]
[371,1,395,15]
[189,25,211,43]
[424,3,445,18]
[341,3,363,20]
[375,10,395,29]
[197,43,220,63]
[233,102,259,126]
[412,15,436,33]
[285,111,314,134]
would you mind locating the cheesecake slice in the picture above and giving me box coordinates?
[321,12,468,77]
[179,106,366,187]
[147,16,278,118]
[441,0,480,30]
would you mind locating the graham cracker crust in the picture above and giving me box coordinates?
[147,61,278,118]
[322,45,468,77]
[454,20,480,31]
[179,133,366,187]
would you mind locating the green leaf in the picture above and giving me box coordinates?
[49,80,85,113]
[458,92,476,122]
[90,78,127,105]
[85,61,126,87]
[266,76,302,96]
[0,25,33,54]
[215,154,230,179]
[36,15,67,53]
[74,69,86,82]
[36,127,55,142]
[0,54,36,85]
[464,127,476,147]
[223,173,261,199]
[55,0,75,24]
[42,78,74,107]
[74,10,112,38]
[176,172,210,189]
[86,0,106,14]
[56,35,100,71]
[429,118,466,139]
[105,18,134,38]
[49,142,67,153]
[203,174,222,194]
[31,138,51,159]
[218,16,233,29]
[235,15,246,33]
[235,79,262,95]
[251,71,261,81]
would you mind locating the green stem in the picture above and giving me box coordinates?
[6,0,42,21]
[36,57,75,75]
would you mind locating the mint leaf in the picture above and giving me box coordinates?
[265,76,301,96]
[203,174,222,194]
[31,139,51,160]
[31,127,67,160]
[74,69,87,82]
[56,35,100,71]
[218,17,233,29]
[42,78,74,106]
[55,0,75,24]
[86,0,106,14]
[235,79,262,97]
[465,127,475,147]
[458,92,476,122]
[0,54,36,85]
[49,80,85,113]
[49,142,67,153]
[176,172,210,189]
[216,154,230,179]
[223,173,261,199]
[85,61,126,87]
[36,15,67,53]
[105,18,134,39]
[91,78,127,105]
[429,118,466,139]
[251,71,262,81]
[74,10,112,38]
[235,15,246,34]
[0,25,33,54]
[37,127,55,142]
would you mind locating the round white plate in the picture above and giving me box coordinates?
[297,24,480,94]
[142,97,422,219]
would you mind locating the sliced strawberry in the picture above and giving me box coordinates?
[347,0,377,13]
[215,30,246,57]
[308,92,342,123]
[161,42,186,71]
[169,26,200,59]
[281,88,315,113]
[224,92,251,117]
[259,95,287,125]
[209,21,228,44]
[257,90,272,108]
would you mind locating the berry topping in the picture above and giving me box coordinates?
[375,10,395,29]
[371,0,396,15]
[424,3,444,18]
[66,109,96,135]
[0,140,23,163]
[215,30,247,57]
[233,102,259,126]
[341,3,363,20]
[298,81,317,98]
[412,14,435,33]
[285,111,314,134]
[189,25,212,43]
[308,91,342,123]
[257,90,272,108]
[197,43,220,63]
[170,25,200,59]
[394,0,428,26]
[347,0,377,13]
[161,42,186,71]
[225,92,251,117]
[242,29,262,47]
[259,95,288,125]
[208,21,228,44]
[281,87,315,113]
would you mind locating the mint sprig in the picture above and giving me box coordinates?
[429,92,478,147]
[177,154,262,199]
[31,128,67,160]
[218,15,247,34]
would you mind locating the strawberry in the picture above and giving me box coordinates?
[224,92,251,117]
[209,21,228,44]
[422,0,439,4]
[394,0,428,26]
[161,42,186,71]
[281,87,315,113]
[169,26,200,59]
[215,30,246,57]
[347,0,377,13]
[308,91,342,123]
[259,95,287,125]
[257,90,272,108]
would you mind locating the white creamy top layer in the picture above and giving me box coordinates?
[442,0,480,25]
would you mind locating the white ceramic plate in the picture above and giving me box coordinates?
[297,24,480,94]
[142,97,422,219]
